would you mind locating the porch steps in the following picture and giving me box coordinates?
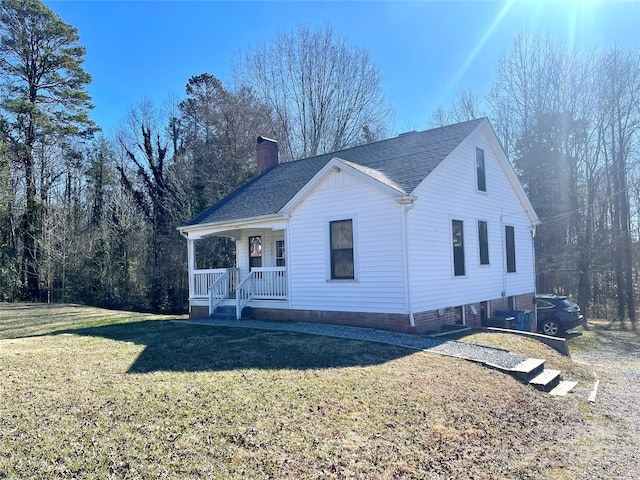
[210,305,253,320]
[508,358,575,394]
[210,305,235,320]
[529,369,562,392]
[549,380,579,397]
[509,358,545,382]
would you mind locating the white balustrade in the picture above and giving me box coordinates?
[250,267,287,299]
[192,268,238,298]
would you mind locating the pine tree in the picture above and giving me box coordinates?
[0,0,95,300]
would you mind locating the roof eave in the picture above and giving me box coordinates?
[177,213,290,236]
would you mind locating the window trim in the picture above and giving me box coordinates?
[452,219,466,277]
[275,239,285,267]
[328,217,357,281]
[505,225,516,273]
[478,220,490,266]
[476,147,487,192]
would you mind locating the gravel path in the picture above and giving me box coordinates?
[179,318,527,369]
[570,339,640,480]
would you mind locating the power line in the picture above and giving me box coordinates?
[533,174,640,224]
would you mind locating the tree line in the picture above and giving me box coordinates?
[1,1,638,327]
[0,1,388,312]
[432,32,640,327]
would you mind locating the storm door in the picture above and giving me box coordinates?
[249,236,262,269]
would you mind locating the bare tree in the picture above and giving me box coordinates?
[484,31,640,325]
[177,73,272,213]
[116,99,183,311]
[428,89,484,128]
[595,47,640,326]
[235,24,392,160]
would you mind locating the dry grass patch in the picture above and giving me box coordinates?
[0,302,182,339]
[568,318,640,355]
[0,303,606,479]
[449,329,592,380]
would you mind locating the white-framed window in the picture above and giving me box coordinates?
[478,220,489,265]
[505,225,516,273]
[476,147,486,192]
[330,219,354,280]
[275,239,285,267]
[452,219,465,277]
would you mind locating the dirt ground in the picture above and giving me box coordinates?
[567,324,640,479]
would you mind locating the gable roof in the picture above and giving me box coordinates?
[182,118,485,228]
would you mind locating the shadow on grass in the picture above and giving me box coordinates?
[53,320,413,373]
[569,321,640,352]
[565,331,583,340]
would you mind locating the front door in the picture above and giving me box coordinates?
[249,236,262,269]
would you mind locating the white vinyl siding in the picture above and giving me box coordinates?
[286,168,406,313]
[407,125,535,312]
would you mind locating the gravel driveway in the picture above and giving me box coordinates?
[569,328,640,479]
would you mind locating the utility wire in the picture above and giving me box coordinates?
[501,173,640,224]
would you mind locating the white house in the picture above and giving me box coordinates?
[178,118,539,333]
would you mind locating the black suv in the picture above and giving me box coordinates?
[535,294,584,336]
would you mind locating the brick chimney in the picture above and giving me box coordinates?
[256,136,278,174]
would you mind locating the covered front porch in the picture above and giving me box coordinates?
[183,216,290,319]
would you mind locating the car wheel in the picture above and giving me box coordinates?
[541,320,561,336]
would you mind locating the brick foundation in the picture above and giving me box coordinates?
[253,308,414,333]
[189,292,535,334]
[413,293,536,333]
[190,305,209,319]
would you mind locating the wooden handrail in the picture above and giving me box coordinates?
[208,270,229,316]
[235,273,255,319]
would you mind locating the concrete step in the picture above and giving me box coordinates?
[209,314,236,321]
[549,380,578,397]
[213,305,236,317]
[510,358,546,382]
[529,369,562,392]
[210,305,252,320]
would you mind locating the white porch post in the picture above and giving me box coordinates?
[187,237,195,299]
[285,228,292,309]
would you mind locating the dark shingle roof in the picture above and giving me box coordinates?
[183,118,484,227]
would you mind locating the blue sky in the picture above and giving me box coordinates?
[45,1,640,135]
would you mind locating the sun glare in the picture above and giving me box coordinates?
[446,0,516,96]
[448,0,609,100]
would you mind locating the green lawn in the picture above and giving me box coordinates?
[0,303,619,479]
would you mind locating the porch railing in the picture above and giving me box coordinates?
[235,274,254,320]
[235,267,287,319]
[192,268,238,298]
[208,270,229,316]
[251,267,288,299]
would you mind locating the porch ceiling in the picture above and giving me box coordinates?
[181,214,289,240]
[197,229,241,240]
